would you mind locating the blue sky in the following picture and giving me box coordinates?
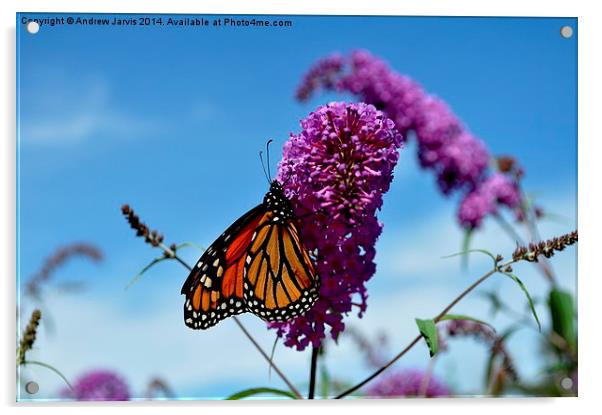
[16,14,577,400]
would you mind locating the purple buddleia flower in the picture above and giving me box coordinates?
[61,370,130,401]
[457,190,495,229]
[458,173,520,229]
[346,326,390,368]
[269,102,403,350]
[365,369,450,398]
[297,50,490,195]
[427,131,489,194]
[296,53,344,101]
[336,50,425,136]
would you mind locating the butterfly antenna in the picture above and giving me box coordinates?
[266,139,274,182]
[259,150,271,185]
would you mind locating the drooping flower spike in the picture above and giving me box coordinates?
[298,50,489,195]
[297,50,522,229]
[458,173,521,229]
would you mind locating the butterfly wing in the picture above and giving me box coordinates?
[243,214,319,322]
[181,205,267,329]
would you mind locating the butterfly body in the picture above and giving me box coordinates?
[181,181,319,330]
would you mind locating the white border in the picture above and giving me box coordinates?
[2,1,600,414]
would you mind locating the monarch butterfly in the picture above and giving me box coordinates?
[181,179,320,330]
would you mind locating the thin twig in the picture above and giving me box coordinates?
[493,213,526,246]
[485,360,501,396]
[434,266,504,322]
[308,347,319,399]
[158,242,193,271]
[157,242,303,399]
[231,318,303,398]
[334,259,515,399]
[494,211,556,284]
[516,186,557,284]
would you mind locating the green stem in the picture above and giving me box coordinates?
[494,208,556,285]
[334,259,515,399]
[516,187,557,285]
[22,360,73,390]
[308,346,319,399]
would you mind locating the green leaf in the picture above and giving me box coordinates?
[125,256,170,290]
[543,361,573,375]
[549,288,576,350]
[226,387,299,400]
[501,272,541,331]
[415,318,438,357]
[437,314,496,332]
[461,228,474,269]
[175,242,206,252]
[442,249,498,267]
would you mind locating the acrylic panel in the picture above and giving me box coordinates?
[16,13,578,401]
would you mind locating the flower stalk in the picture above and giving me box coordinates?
[308,346,320,399]
[335,231,577,399]
[120,204,303,399]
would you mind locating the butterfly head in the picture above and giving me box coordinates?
[264,181,294,221]
[269,180,284,193]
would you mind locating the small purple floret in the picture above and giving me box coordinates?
[458,173,521,229]
[365,368,450,398]
[61,370,130,401]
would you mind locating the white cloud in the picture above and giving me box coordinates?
[19,76,162,146]
[376,185,576,283]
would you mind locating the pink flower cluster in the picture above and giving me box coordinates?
[269,102,403,350]
[458,174,521,229]
[297,50,520,228]
[61,370,130,401]
[296,53,344,101]
[364,368,450,398]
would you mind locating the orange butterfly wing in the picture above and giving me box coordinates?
[243,214,319,322]
[182,180,320,330]
[181,206,266,329]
